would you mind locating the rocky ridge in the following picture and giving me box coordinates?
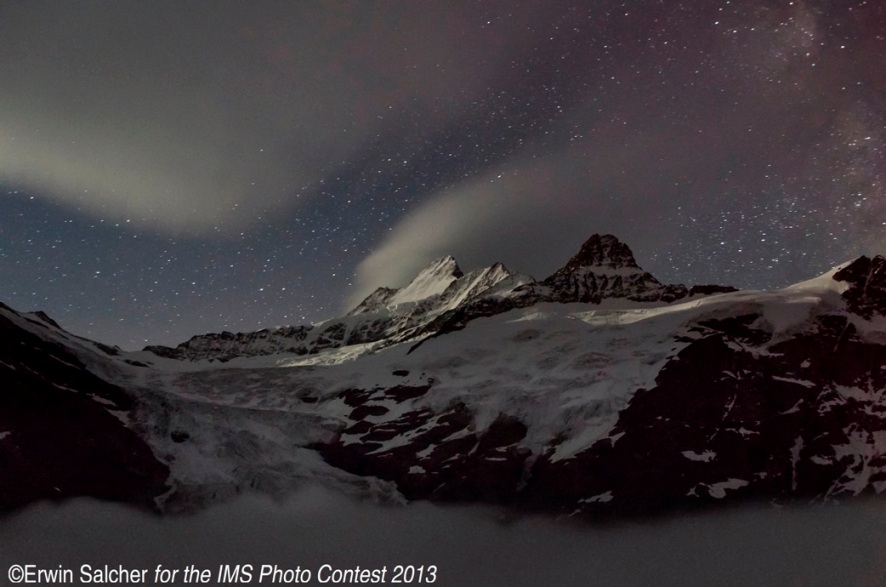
[144,234,731,362]
[312,253,886,517]
[144,256,531,363]
[3,235,886,520]
[0,303,169,510]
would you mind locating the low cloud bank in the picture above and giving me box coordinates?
[2,486,886,586]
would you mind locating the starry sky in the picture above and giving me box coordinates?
[1,0,884,349]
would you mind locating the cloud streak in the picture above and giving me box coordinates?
[1,1,883,346]
[349,1,886,303]
[0,3,313,233]
[0,1,556,234]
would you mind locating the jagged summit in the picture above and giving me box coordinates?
[348,287,399,316]
[558,233,640,272]
[535,233,679,304]
[354,235,651,314]
[349,256,464,316]
[144,233,739,361]
[7,244,886,518]
[387,255,464,307]
[8,245,886,518]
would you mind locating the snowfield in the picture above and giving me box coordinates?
[90,262,885,511]
[3,235,886,518]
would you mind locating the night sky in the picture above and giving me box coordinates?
[1,1,884,349]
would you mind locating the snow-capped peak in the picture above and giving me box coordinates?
[433,262,524,310]
[348,287,399,316]
[388,255,464,306]
[10,236,886,521]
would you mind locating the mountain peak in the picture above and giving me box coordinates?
[535,233,672,304]
[411,255,464,283]
[560,233,640,272]
[388,256,464,306]
[348,287,399,316]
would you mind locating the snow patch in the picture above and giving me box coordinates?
[580,491,613,504]
[682,450,716,462]
[772,376,816,389]
[707,479,749,498]
[89,394,117,406]
[779,400,804,415]
[690,479,749,499]
[608,431,625,446]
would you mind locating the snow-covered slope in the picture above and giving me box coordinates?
[388,256,463,306]
[4,236,886,520]
[144,255,531,363]
[0,303,169,510]
[141,234,697,364]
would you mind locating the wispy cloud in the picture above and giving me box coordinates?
[0,1,546,234]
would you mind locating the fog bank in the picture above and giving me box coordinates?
[2,487,886,586]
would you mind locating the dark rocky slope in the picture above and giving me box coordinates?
[0,304,169,511]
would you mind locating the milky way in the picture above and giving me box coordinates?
[0,0,883,348]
